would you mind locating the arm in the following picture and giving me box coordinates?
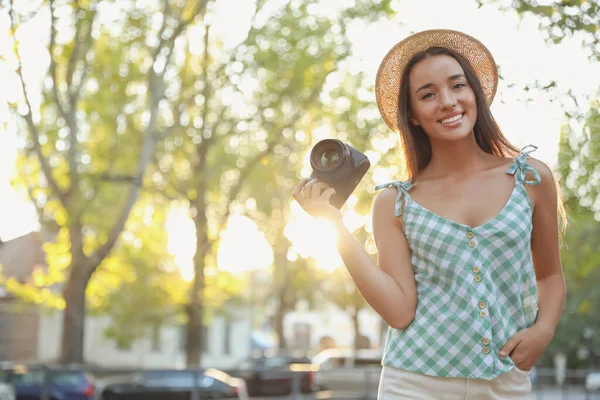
[499,159,566,369]
[333,187,417,329]
[292,179,417,329]
[529,159,566,333]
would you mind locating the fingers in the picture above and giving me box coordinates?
[499,334,522,358]
[321,187,337,202]
[292,178,310,203]
[309,181,331,200]
[515,363,531,371]
[291,178,336,207]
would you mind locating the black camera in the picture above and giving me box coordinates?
[309,139,371,209]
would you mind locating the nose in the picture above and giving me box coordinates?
[439,88,456,110]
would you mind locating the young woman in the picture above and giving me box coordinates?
[292,30,566,399]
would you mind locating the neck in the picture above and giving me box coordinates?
[425,134,489,178]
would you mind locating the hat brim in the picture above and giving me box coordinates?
[375,29,498,133]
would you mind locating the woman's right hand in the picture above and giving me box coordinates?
[292,178,343,223]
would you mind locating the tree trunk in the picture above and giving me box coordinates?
[352,306,360,352]
[60,263,91,363]
[185,252,204,366]
[274,285,288,350]
[273,191,290,351]
[185,198,208,367]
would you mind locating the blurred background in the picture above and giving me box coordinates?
[0,0,598,399]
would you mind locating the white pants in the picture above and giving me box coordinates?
[377,365,532,400]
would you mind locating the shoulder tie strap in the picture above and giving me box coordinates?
[374,180,413,217]
[506,144,541,185]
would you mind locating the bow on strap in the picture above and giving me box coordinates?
[506,144,541,185]
[374,180,413,217]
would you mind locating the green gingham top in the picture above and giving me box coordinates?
[374,145,541,380]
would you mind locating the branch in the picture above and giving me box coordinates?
[206,0,268,78]
[65,0,82,91]
[66,4,99,203]
[75,120,118,221]
[194,19,214,175]
[151,0,171,58]
[48,0,67,121]
[216,88,321,231]
[69,2,97,107]
[21,154,46,224]
[199,19,211,141]
[95,173,143,186]
[152,0,207,69]
[9,0,68,207]
[88,2,206,270]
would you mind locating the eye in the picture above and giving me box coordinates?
[421,92,434,100]
[453,83,466,89]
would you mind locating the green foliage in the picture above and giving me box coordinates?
[2,0,399,356]
[86,193,187,343]
[544,215,600,367]
[147,0,396,355]
[556,99,600,218]
[478,0,600,60]
[539,98,600,367]
[2,0,207,357]
[325,266,367,314]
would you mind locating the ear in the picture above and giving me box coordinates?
[411,117,420,126]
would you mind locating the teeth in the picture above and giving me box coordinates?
[441,114,463,124]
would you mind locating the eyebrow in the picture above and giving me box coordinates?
[415,74,466,94]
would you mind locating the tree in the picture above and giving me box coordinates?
[544,214,600,368]
[326,260,370,352]
[3,0,207,363]
[149,0,394,365]
[556,101,600,218]
[540,100,600,368]
[478,0,600,60]
[482,0,600,366]
[245,63,405,350]
[86,192,186,348]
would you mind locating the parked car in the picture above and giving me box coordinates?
[99,369,248,400]
[311,348,382,391]
[7,369,95,400]
[227,354,316,396]
[586,372,600,391]
[0,382,15,400]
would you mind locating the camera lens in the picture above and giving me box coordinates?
[310,139,346,172]
[321,150,341,168]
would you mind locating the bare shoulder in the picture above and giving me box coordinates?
[527,157,558,206]
[528,157,555,181]
[373,186,398,216]
[373,186,399,209]
[372,186,402,228]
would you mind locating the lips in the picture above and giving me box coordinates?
[439,112,465,126]
[439,112,464,123]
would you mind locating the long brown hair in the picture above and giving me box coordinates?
[396,47,518,181]
[395,46,567,233]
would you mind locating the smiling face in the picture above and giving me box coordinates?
[407,54,477,143]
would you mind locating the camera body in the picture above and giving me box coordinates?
[309,139,370,209]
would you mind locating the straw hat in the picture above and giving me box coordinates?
[375,29,498,133]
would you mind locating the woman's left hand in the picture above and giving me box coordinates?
[498,324,555,371]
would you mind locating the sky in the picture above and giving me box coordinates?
[1,0,599,276]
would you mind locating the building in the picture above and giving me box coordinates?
[0,232,253,369]
[0,232,46,362]
[1,231,385,368]
[284,300,386,355]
